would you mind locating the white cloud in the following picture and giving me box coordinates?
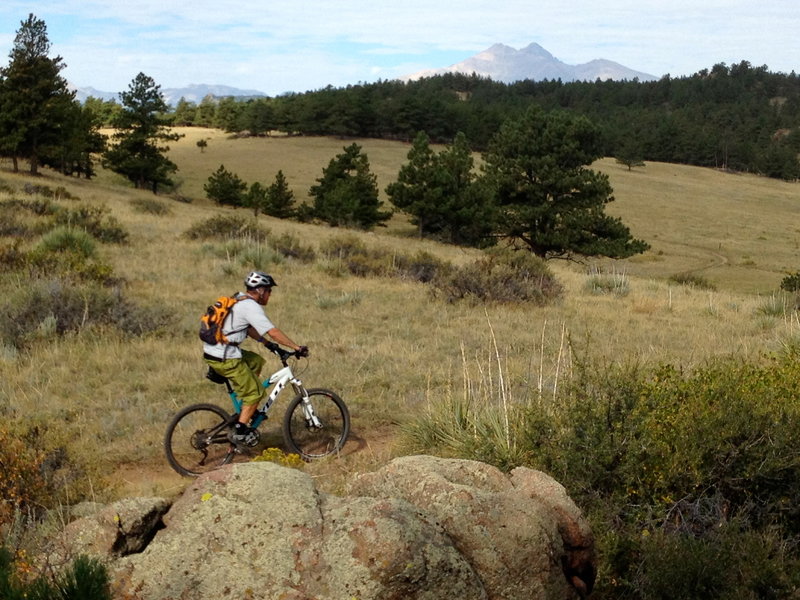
[2,0,798,93]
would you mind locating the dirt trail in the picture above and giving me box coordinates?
[110,424,401,499]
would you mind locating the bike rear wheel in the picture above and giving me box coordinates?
[164,403,236,476]
[282,389,350,459]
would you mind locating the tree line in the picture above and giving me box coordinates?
[162,64,800,181]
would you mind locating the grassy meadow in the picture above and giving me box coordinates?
[1,128,800,504]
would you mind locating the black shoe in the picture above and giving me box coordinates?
[228,423,259,447]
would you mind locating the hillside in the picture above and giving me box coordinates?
[159,128,800,293]
[1,133,799,501]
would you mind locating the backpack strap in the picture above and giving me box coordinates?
[221,294,252,351]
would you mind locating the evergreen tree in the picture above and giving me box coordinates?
[386,131,438,236]
[172,98,197,126]
[245,181,268,217]
[40,102,105,178]
[264,170,296,218]
[84,96,121,127]
[309,143,390,229]
[102,73,181,193]
[195,95,217,127]
[0,14,75,174]
[204,164,247,207]
[482,106,649,260]
[214,97,242,132]
[387,131,494,246]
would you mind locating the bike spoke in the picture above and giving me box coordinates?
[283,390,350,459]
[165,404,234,476]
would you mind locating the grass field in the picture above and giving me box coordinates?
[152,127,800,293]
[1,130,800,500]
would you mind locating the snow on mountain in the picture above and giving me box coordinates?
[405,42,657,83]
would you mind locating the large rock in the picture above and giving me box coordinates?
[349,456,596,599]
[103,457,594,599]
[54,497,170,562]
[114,462,484,600]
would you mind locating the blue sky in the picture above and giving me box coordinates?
[2,1,798,95]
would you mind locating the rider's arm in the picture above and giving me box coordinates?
[262,327,302,352]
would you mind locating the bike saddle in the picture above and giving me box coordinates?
[205,367,229,385]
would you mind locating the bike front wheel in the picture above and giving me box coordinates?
[164,403,236,476]
[282,389,350,460]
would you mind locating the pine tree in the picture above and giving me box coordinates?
[482,106,649,260]
[204,164,247,207]
[0,14,75,175]
[102,73,181,193]
[309,143,390,229]
[387,131,494,246]
[264,170,296,218]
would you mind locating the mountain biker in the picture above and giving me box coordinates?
[203,271,308,445]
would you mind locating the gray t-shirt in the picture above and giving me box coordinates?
[202,293,275,359]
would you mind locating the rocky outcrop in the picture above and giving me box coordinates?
[53,497,170,563]
[349,456,596,599]
[62,456,594,599]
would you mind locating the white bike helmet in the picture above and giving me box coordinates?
[244,271,277,290]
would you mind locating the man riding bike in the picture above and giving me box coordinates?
[202,271,308,445]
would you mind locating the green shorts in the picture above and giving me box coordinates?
[204,349,266,406]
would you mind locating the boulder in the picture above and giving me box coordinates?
[104,457,594,599]
[349,455,596,599]
[55,497,170,561]
[114,462,484,600]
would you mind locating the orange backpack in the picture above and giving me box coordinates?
[199,295,246,345]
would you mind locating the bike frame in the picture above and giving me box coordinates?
[227,363,322,429]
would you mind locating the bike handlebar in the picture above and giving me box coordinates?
[262,341,304,366]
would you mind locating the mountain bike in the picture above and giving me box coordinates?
[164,342,350,476]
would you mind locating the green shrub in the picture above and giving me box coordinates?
[319,234,368,260]
[394,251,452,283]
[184,214,269,241]
[0,425,49,526]
[634,525,799,600]
[23,183,78,200]
[25,229,113,284]
[130,197,171,215]
[0,199,57,239]
[52,204,128,244]
[236,244,284,271]
[320,235,398,277]
[270,232,316,263]
[584,268,630,296]
[431,247,562,304]
[0,547,111,600]
[402,353,800,599]
[36,227,96,259]
[0,215,32,238]
[755,292,795,317]
[669,272,717,290]
[779,271,800,292]
[315,291,363,309]
[320,235,453,282]
[0,280,174,349]
[0,241,26,271]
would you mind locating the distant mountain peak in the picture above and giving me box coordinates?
[519,42,555,59]
[404,42,657,84]
[69,82,266,106]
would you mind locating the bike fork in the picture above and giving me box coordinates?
[295,383,323,428]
